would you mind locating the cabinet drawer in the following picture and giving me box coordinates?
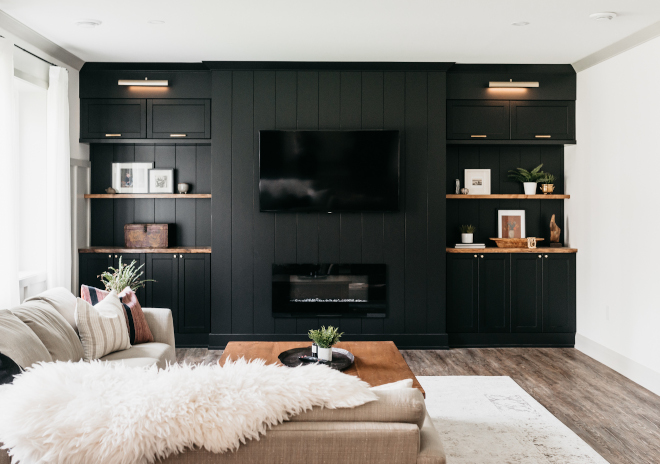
[511,101,575,140]
[147,99,210,139]
[447,100,510,140]
[81,99,146,139]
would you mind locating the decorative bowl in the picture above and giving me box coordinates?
[177,183,190,194]
[490,238,544,248]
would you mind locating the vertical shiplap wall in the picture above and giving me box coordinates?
[211,69,447,338]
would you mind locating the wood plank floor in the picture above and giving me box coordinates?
[176,347,660,464]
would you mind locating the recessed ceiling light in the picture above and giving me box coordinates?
[148,20,165,25]
[512,21,530,27]
[590,12,617,21]
[74,19,102,28]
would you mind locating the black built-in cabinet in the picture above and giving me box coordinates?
[81,98,211,140]
[447,253,576,343]
[447,100,510,140]
[80,253,211,342]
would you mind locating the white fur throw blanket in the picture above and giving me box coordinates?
[0,359,377,464]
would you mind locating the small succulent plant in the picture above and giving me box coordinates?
[459,224,476,234]
[308,326,344,349]
[508,164,546,183]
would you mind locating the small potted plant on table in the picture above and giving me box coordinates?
[539,174,556,194]
[459,225,476,244]
[308,326,343,362]
[507,164,546,195]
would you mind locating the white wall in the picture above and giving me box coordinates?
[568,35,660,396]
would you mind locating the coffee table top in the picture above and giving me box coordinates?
[219,341,424,397]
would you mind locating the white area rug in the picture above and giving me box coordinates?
[418,376,608,464]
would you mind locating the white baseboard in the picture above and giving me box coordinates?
[575,333,660,397]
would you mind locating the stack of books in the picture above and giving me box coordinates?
[455,243,486,249]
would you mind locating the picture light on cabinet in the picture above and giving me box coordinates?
[488,79,539,88]
[118,78,168,86]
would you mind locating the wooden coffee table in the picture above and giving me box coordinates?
[219,341,424,397]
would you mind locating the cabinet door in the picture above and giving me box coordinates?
[510,101,575,140]
[447,254,479,333]
[510,254,542,333]
[543,254,576,333]
[80,99,146,139]
[113,253,146,307]
[447,100,510,140]
[478,254,510,333]
[78,254,113,291]
[147,99,211,139]
[145,254,179,332]
[178,254,211,334]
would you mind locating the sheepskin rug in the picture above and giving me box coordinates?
[0,359,377,464]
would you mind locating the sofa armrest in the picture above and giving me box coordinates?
[142,308,176,350]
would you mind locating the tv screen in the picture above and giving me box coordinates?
[259,130,400,212]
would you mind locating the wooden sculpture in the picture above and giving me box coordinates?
[550,214,562,247]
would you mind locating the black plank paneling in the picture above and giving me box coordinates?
[90,145,114,245]
[134,145,155,223]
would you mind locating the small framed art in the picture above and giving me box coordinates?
[112,163,153,194]
[148,169,175,194]
[498,210,526,238]
[464,169,491,195]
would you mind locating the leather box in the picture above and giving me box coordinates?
[124,224,175,248]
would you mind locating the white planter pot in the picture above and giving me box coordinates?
[318,347,332,362]
[461,233,473,244]
[523,182,538,195]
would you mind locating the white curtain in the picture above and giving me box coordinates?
[46,66,71,290]
[0,39,20,308]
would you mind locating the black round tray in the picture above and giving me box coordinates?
[278,347,355,371]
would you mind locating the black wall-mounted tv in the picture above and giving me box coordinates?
[259,130,400,212]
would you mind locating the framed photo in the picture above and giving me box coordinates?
[464,169,491,195]
[112,163,152,194]
[498,210,526,238]
[148,169,175,194]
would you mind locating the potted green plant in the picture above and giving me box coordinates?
[308,326,343,362]
[99,257,154,293]
[507,164,546,195]
[539,174,556,194]
[459,224,476,244]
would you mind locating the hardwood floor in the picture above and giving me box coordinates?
[176,347,660,464]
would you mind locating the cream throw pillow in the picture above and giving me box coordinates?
[75,291,131,361]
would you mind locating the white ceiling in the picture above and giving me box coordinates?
[1,0,660,64]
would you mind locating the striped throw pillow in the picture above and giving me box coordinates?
[75,291,131,361]
[80,285,154,345]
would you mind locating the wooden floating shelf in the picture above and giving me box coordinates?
[447,247,577,254]
[446,194,569,200]
[79,246,211,254]
[85,194,211,199]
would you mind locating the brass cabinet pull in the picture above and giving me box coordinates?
[474,254,477,258]
[535,135,551,138]
[105,134,121,137]
[471,135,487,138]
[170,134,187,137]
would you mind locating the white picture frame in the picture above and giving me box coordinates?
[498,210,526,239]
[112,163,152,194]
[464,169,491,195]
[148,169,175,194]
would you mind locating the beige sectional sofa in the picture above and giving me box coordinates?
[1,288,445,464]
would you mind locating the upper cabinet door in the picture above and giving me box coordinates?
[510,101,575,140]
[447,100,510,140]
[81,99,146,139]
[147,99,211,139]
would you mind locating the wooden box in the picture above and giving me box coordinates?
[124,224,175,248]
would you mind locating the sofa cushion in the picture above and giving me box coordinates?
[10,300,84,362]
[0,309,52,369]
[289,388,426,429]
[24,287,78,333]
[81,285,154,345]
[99,342,174,369]
[75,292,131,361]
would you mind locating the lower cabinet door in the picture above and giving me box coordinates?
[79,254,113,291]
[178,254,211,334]
[510,253,543,333]
[543,254,576,333]
[478,254,510,333]
[145,254,179,332]
[113,253,146,306]
[447,254,479,333]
